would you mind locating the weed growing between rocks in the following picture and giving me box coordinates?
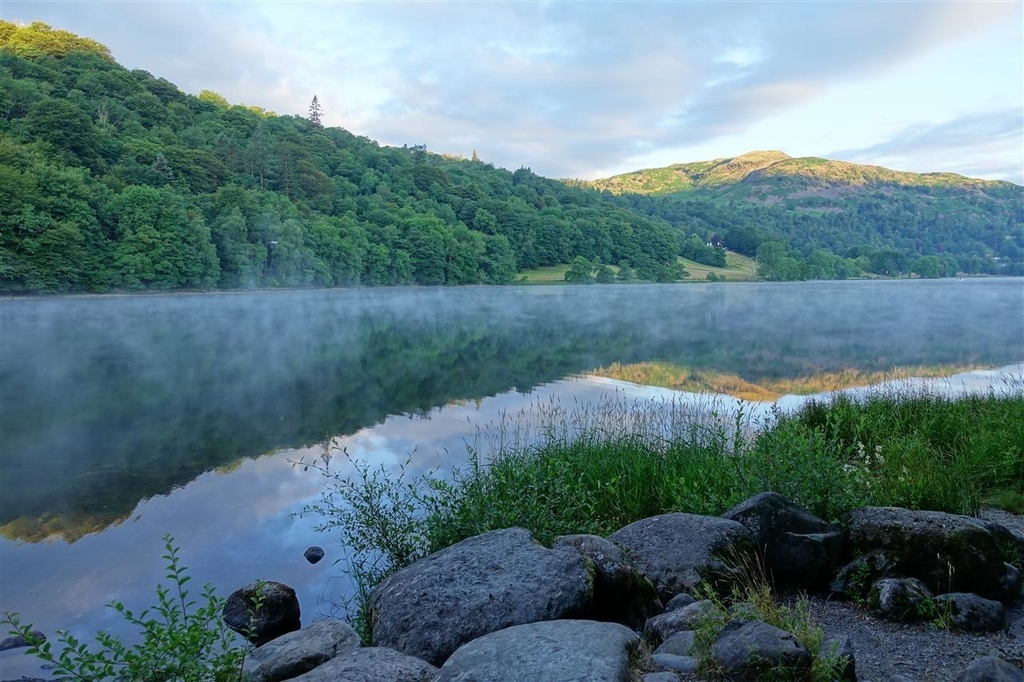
[298,386,1023,640]
[1,535,249,682]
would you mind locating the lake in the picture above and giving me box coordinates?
[1,279,1022,677]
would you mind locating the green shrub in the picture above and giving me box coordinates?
[2,535,247,682]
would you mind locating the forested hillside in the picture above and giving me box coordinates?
[3,23,1021,293]
[583,151,1024,279]
[0,22,684,293]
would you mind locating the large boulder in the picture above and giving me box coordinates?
[934,593,1007,632]
[287,646,437,682]
[846,507,1019,600]
[222,581,300,646]
[722,492,842,589]
[607,513,756,600]
[553,533,663,629]
[370,527,592,666]
[243,619,360,682]
[868,577,932,622]
[434,619,639,682]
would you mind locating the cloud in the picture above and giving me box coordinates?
[829,109,1024,184]
[2,1,1020,180]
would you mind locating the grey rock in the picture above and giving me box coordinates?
[935,593,1007,632]
[655,630,696,657]
[608,512,756,600]
[999,562,1023,602]
[645,599,716,644]
[554,533,663,628]
[243,618,360,682]
[846,506,1016,600]
[650,653,699,673]
[1009,616,1024,639]
[820,635,856,682]
[222,581,300,646]
[287,646,437,682]
[722,491,843,589]
[664,593,697,611]
[369,527,592,666]
[955,655,1024,682]
[832,551,900,601]
[644,673,681,682]
[434,619,639,682]
[303,546,325,564]
[711,619,812,681]
[0,631,46,651]
[869,577,933,622]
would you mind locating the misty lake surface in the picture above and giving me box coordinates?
[1,278,1023,676]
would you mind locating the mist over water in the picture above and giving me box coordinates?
[0,279,1021,677]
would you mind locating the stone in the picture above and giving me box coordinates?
[711,619,812,681]
[820,635,856,682]
[222,581,301,646]
[650,653,699,673]
[608,512,756,600]
[831,551,900,601]
[955,655,1024,682]
[303,546,325,564]
[869,577,933,622]
[664,593,697,611]
[554,533,663,629]
[243,618,360,682]
[1009,615,1024,639]
[0,631,46,651]
[846,506,1017,600]
[369,527,592,666]
[655,630,696,657]
[287,646,437,682]
[722,491,843,589]
[645,600,716,644]
[934,593,1007,632]
[434,619,639,682]
[644,673,682,682]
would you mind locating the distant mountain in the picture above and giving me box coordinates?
[581,151,1024,279]
[587,150,1017,198]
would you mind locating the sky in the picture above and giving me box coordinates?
[2,1,1022,184]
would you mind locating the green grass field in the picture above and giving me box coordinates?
[516,251,757,283]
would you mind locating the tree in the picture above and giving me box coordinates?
[564,256,594,284]
[308,95,323,130]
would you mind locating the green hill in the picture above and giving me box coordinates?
[584,151,1023,279]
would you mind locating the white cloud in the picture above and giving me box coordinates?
[3,1,1021,182]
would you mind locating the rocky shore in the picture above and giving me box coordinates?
[6,494,1022,681]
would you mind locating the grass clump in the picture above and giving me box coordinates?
[301,382,1024,637]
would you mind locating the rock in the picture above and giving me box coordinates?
[608,512,756,600]
[369,527,592,666]
[654,630,696,657]
[1009,616,1024,639]
[222,581,301,646]
[303,546,325,564]
[650,653,699,673]
[645,600,716,644]
[711,619,812,681]
[243,618,360,682]
[0,630,46,651]
[287,646,437,682]
[722,491,843,589]
[934,593,1007,632]
[869,577,933,622]
[831,551,900,600]
[846,506,1017,600]
[554,533,663,629]
[956,655,1024,682]
[434,619,639,682]
[820,635,856,682]
[644,673,682,682]
[664,593,697,611]
[998,562,1023,602]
